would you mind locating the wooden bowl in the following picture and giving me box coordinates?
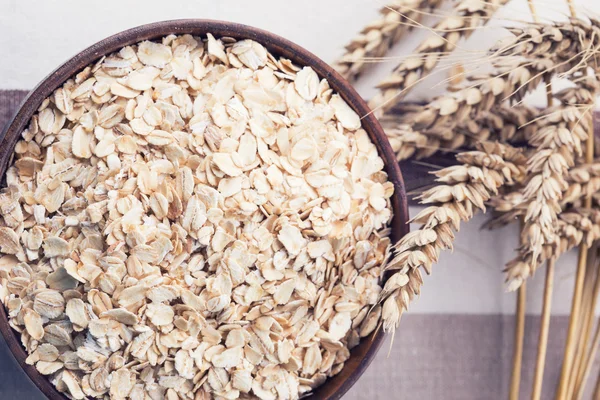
[0,20,409,400]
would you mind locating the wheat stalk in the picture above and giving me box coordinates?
[574,247,600,400]
[379,142,526,331]
[333,0,443,82]
[571,245,600,397]
[526,5,554,395]
[369,0,510,115]
[562,245,597,399]
[560,58,599,400]
[344,0,600,394]
[531,257,554,400]
[525,20,600,398]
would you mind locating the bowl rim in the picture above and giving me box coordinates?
[0,19,409,400]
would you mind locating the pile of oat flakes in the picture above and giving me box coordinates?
[0,33,394,399]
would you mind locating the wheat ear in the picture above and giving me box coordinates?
[333,0,443,82]
[381,122,433,161]
[458,105,539,146]
[493,206,600,269]
[397,56,581,132]
[369,0,510,115]
[502,76,598,288]
[379,142,526,332]
[382,104,538,161]
[544,208,600,260]
[562,162,600,206]
[490,160,600,224]
[504,112,590,288]
[388,16,600,137]
[496,18,600,66]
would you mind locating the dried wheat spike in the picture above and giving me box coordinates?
[503,207,600,268]
[381,53,597,168]
[562,162,600,205]
[541,208,600,262]
[369,0,510,115]
[496,17,600,66]
[395,57,565,135]
[486,159,600,231]
[503,81,597,290]
[388,16,599,139]
[380,142,526,332]
[458,105,539,147]
[485,191,526,229]
[382,122,433,161]
[382,104,538,161]
[333,0,443,82]
[487,78,598,225]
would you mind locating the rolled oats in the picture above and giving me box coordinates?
[0,33,394,400]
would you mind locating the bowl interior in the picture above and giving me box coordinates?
[0,19,409,400]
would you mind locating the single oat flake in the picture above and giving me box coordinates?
[0,33,394,400]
